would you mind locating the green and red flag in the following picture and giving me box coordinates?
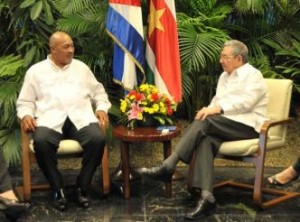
[145,0,182,103]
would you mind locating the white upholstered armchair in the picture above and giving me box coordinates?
[18,124,110,201]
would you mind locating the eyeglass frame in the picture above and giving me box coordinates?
[219,54,238,60]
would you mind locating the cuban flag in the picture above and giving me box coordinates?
[106,0,145,91]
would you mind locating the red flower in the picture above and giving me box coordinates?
[164,97,171,105]
[128,91,144,101]
[151,93,159,102]
[135,92,144,101]
[167,107,173,116]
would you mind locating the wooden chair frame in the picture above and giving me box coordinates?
[17,123,110,202]
[215,118,300,209]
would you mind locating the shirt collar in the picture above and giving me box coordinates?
[234,63,250,77]
[225,63,250,78]
[47,55,71,70]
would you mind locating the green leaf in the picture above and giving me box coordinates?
[24,46,37,66]
[30,1,43,20]
[20,0,37,8]
[153,116,165,125]
[0,129,21,166]
[43,0,54,25]
[0,55,25,78]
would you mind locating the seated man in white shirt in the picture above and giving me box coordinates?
[16,31,111,211]
[138,39,268,220]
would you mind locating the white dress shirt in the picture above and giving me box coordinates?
[209,63,268,132]
[17,56,112,133]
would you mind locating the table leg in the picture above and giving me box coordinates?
[121,141,130,199]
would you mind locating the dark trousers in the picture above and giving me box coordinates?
[175,115,259,192]
[0,147,12,193]
[32,117,106,192]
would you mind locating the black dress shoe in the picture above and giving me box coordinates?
[138,164,174,182]
[77,188,89,209]
[53,189,67,211]
[188,187,201,199]
[185,198,217,220]
[0,196,30,221]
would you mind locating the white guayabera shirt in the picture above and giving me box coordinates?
[17,56,111,133]
[209,63,268,132]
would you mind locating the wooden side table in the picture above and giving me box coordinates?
[112,125,181,199]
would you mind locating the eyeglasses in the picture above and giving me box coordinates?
[220,55,236,60]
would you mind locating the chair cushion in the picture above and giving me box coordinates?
[219,135,285,156]
[218,79,292,157]
[30,139,84,155]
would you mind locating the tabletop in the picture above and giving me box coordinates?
[112,125,181,142]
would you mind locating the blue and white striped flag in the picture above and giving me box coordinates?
[106,0,145,90]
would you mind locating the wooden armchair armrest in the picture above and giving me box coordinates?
[260,117,294,136]
[257,117,293,156]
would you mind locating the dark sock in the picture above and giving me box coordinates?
[162,152,180,171]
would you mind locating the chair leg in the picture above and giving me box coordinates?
[214,155,300,210]
[22,145,32,201]
[22,169,32,202]
[101,145,110,195]
[253,150,265,204]
[214,179,300,209]
[253,151,300,208]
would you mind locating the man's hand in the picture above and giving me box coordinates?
[96,110,109,130]
[195,106,223,121]
[21,115,37,133]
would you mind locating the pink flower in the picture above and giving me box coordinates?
[128,103,143,120]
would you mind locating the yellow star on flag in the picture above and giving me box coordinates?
[148,0,165,37]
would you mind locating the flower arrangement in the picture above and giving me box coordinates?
[120,83,177,128]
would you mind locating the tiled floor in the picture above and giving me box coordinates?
[1,167,300,222]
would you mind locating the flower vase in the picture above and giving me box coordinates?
[126,117,160,129]
[136,118,159,127]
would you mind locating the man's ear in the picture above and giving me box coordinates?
[50,46,55,53]
[237,54,243,63]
